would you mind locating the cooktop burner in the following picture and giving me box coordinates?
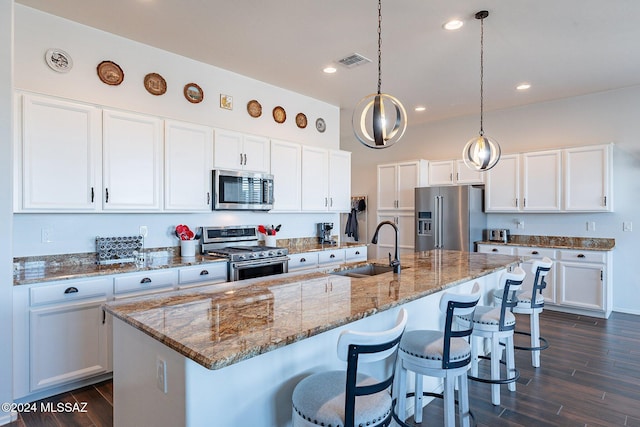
[207,245,288,262]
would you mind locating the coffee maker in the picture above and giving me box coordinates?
[316,222,335,245]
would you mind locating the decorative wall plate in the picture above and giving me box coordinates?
[97,60,124,85]
[273,106,286,124]
[45,48,72,73]
[184,83,204,103]
[144,72,167,96]
[316,118,326,133]
[295,113,308,129]
[247,100,262,118]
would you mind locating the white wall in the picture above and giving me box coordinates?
[343,87,640,315]
[0,1,14,423]
[12,5,342,257]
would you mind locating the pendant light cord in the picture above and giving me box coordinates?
[377,0,382,95]
[479,14,485,136]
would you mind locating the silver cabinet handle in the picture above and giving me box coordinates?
[140,277,152,284]
[240,153,243,165]
[244,153,247,165]
[200,270,209,276]
[300,257,306,263]
[64,287,79,294]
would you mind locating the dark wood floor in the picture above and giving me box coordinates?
[9,310,640,427]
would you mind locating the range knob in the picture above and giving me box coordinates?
[237,254,246,261]
[258,252,265,257]
[267,251,275,256]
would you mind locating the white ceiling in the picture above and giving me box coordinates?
[15,0,640,128]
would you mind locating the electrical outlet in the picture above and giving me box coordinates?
[139,226,148,237]
[41,227,53,243]
[587,221,596,231]
[623,221,633,232]
[156,357,167,393]
[516,220,525,229]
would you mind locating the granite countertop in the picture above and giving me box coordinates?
[103,249,520,370]
[12,239,368,286]
[478,235,615,251]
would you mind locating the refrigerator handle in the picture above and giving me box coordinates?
[434,195,440,248]
[438,195,444,248]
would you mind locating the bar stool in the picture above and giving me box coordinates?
[291,308,408,427]
[456,267,526,406]
[493,257,553,368]
[394,284,481,427]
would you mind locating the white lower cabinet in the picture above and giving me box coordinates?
[288,252,320,272]
[557,249,611,316]
[177,263,227,289]
[345,246,367,262]
[477,243,612,317]
[13,277,112,398]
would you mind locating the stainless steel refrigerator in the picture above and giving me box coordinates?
[415,185,486,252]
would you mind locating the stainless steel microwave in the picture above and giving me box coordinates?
[212,169,274,211]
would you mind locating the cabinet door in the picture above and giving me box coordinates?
[429,161,454,186]
[558,262,604,311]
[377,164,398,210]
[164,120,213,211]
[455,160,484,184]
[270,140,301,211]
[242,134,270,172]
[485,154,520,212]
[563,144,612,211]
[21,95,101,211]
[397,162,420,210]
[30,297,109,391]
[522,150,561,211]
[301,146,329,211]
[213,129,244,171]
[328,150,351,212]
[477,244,515,255]
[515,247,557,304]
[102,110,163,210]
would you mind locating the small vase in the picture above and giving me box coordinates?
[180,239,197,257]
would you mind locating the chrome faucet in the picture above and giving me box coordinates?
[371,220,401,274]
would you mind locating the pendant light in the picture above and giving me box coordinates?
[352,0,407,149]
[463,10,501,171]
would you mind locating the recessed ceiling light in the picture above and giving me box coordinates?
[444,19,464,30]
[415,106,427,112]
[323,66,337,74]
[516,83,531,90]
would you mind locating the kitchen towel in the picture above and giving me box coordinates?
[345,208,359,241]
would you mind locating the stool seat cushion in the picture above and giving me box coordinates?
[493,289,544,305]
[458,305,515,328]
[399,330,471,363]
[292,370,391,427]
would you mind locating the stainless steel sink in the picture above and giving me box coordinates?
[330,264,406,278]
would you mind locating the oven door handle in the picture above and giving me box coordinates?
[230,256,290,269]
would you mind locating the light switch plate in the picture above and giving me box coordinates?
[623,221,633,232]
[156,357,167,393]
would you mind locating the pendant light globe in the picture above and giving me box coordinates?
[353,92,407,149]
[353,0,407,149]
[463,10,501,171]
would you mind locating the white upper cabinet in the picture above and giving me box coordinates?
[378,160,428,211]
[102,109,163,210]
[563,144,613,212]
[428,160,484,186]
[213,129,270,173]
[20,94,101,211]
[521,150,562,211]
[486,150,562,212]
[301,147,351,212]
[328,150,351,212]
[164,120,213,211]
[270,139,302,211]
[485,154,521,211]
[486,145,612,213]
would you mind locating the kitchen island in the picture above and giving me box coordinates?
[104,249,519,427]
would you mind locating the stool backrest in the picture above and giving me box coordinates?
[497,267,526,331]
[337,308,408,427]
[439,283,482,369]
[527,257,553,309]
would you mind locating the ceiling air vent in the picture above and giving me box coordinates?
[337,53,371,68]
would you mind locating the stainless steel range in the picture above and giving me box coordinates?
[201,225,289,281]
